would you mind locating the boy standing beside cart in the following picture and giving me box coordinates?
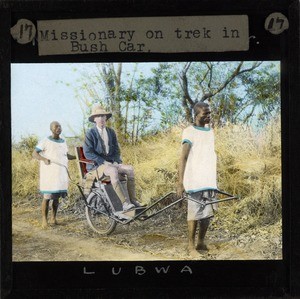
[33,121,75,228]
[177,101,218,257]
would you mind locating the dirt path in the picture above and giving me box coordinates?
[12,199,282,261]
[13,202,169,261]
[13,218,166,261]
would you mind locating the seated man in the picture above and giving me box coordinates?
[83,104,144,211]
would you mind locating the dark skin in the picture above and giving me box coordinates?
[32,121,75,228]
[177,103,212,257]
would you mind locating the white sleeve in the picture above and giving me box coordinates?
[182,127,193,145]
[35,138,47,152]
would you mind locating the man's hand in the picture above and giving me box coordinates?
[43,158,50,165]
[177,183,185,199]
[67,153,76,160]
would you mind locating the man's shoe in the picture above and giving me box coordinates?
[131,199,146,207]
[114,211,131,220]
[123,202,135,211]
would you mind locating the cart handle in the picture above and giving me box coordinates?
[49,161,75,182]
[134,190,239,222]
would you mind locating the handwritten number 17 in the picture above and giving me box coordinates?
[268,17,285,30]
[19,24,33,40]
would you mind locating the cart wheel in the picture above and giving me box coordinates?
[85,192,117,235]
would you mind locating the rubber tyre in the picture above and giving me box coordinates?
[85,192,117,235]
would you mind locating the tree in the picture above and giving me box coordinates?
[100,63,124,138]
[237,63,280,124]
[71,61,280,142]
[151,61,280,127]
[72,63,161,144]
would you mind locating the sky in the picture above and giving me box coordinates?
[11,62,155,143]
[11,63,84,142]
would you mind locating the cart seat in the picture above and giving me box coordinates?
[75,147,135,212]
[75,146,111,183]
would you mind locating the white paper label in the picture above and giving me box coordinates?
[37,15,249,56]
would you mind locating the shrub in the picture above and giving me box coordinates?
[13,135,39,153]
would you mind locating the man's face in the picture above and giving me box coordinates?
[195,106,211,126]
[50,122,62,135]
[94,115,107,127]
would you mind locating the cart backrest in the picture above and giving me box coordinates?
[74,146,94,179]
[74,146,118,184]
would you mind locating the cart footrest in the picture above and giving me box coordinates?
[104,184,123,212]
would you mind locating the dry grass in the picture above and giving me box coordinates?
[214,117,281,230]
[121,126,182,202]
[12,151,39,198]
[12,118,281,232]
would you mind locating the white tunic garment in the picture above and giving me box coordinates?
[182,125,217,193]
[35,137,69,194]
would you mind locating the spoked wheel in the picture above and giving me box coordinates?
[85,192,117,235]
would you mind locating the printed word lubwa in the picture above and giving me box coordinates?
[83,265,193,275]
[39,27,241,53]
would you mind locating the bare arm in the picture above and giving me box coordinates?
[67,153,76,160]
[177,142,191,198]
[32,150,50,165]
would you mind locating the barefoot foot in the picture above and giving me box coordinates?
[196,243,209,251]
[49,219,58,225]
[41,220,48,229]
[188,247,203,258]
